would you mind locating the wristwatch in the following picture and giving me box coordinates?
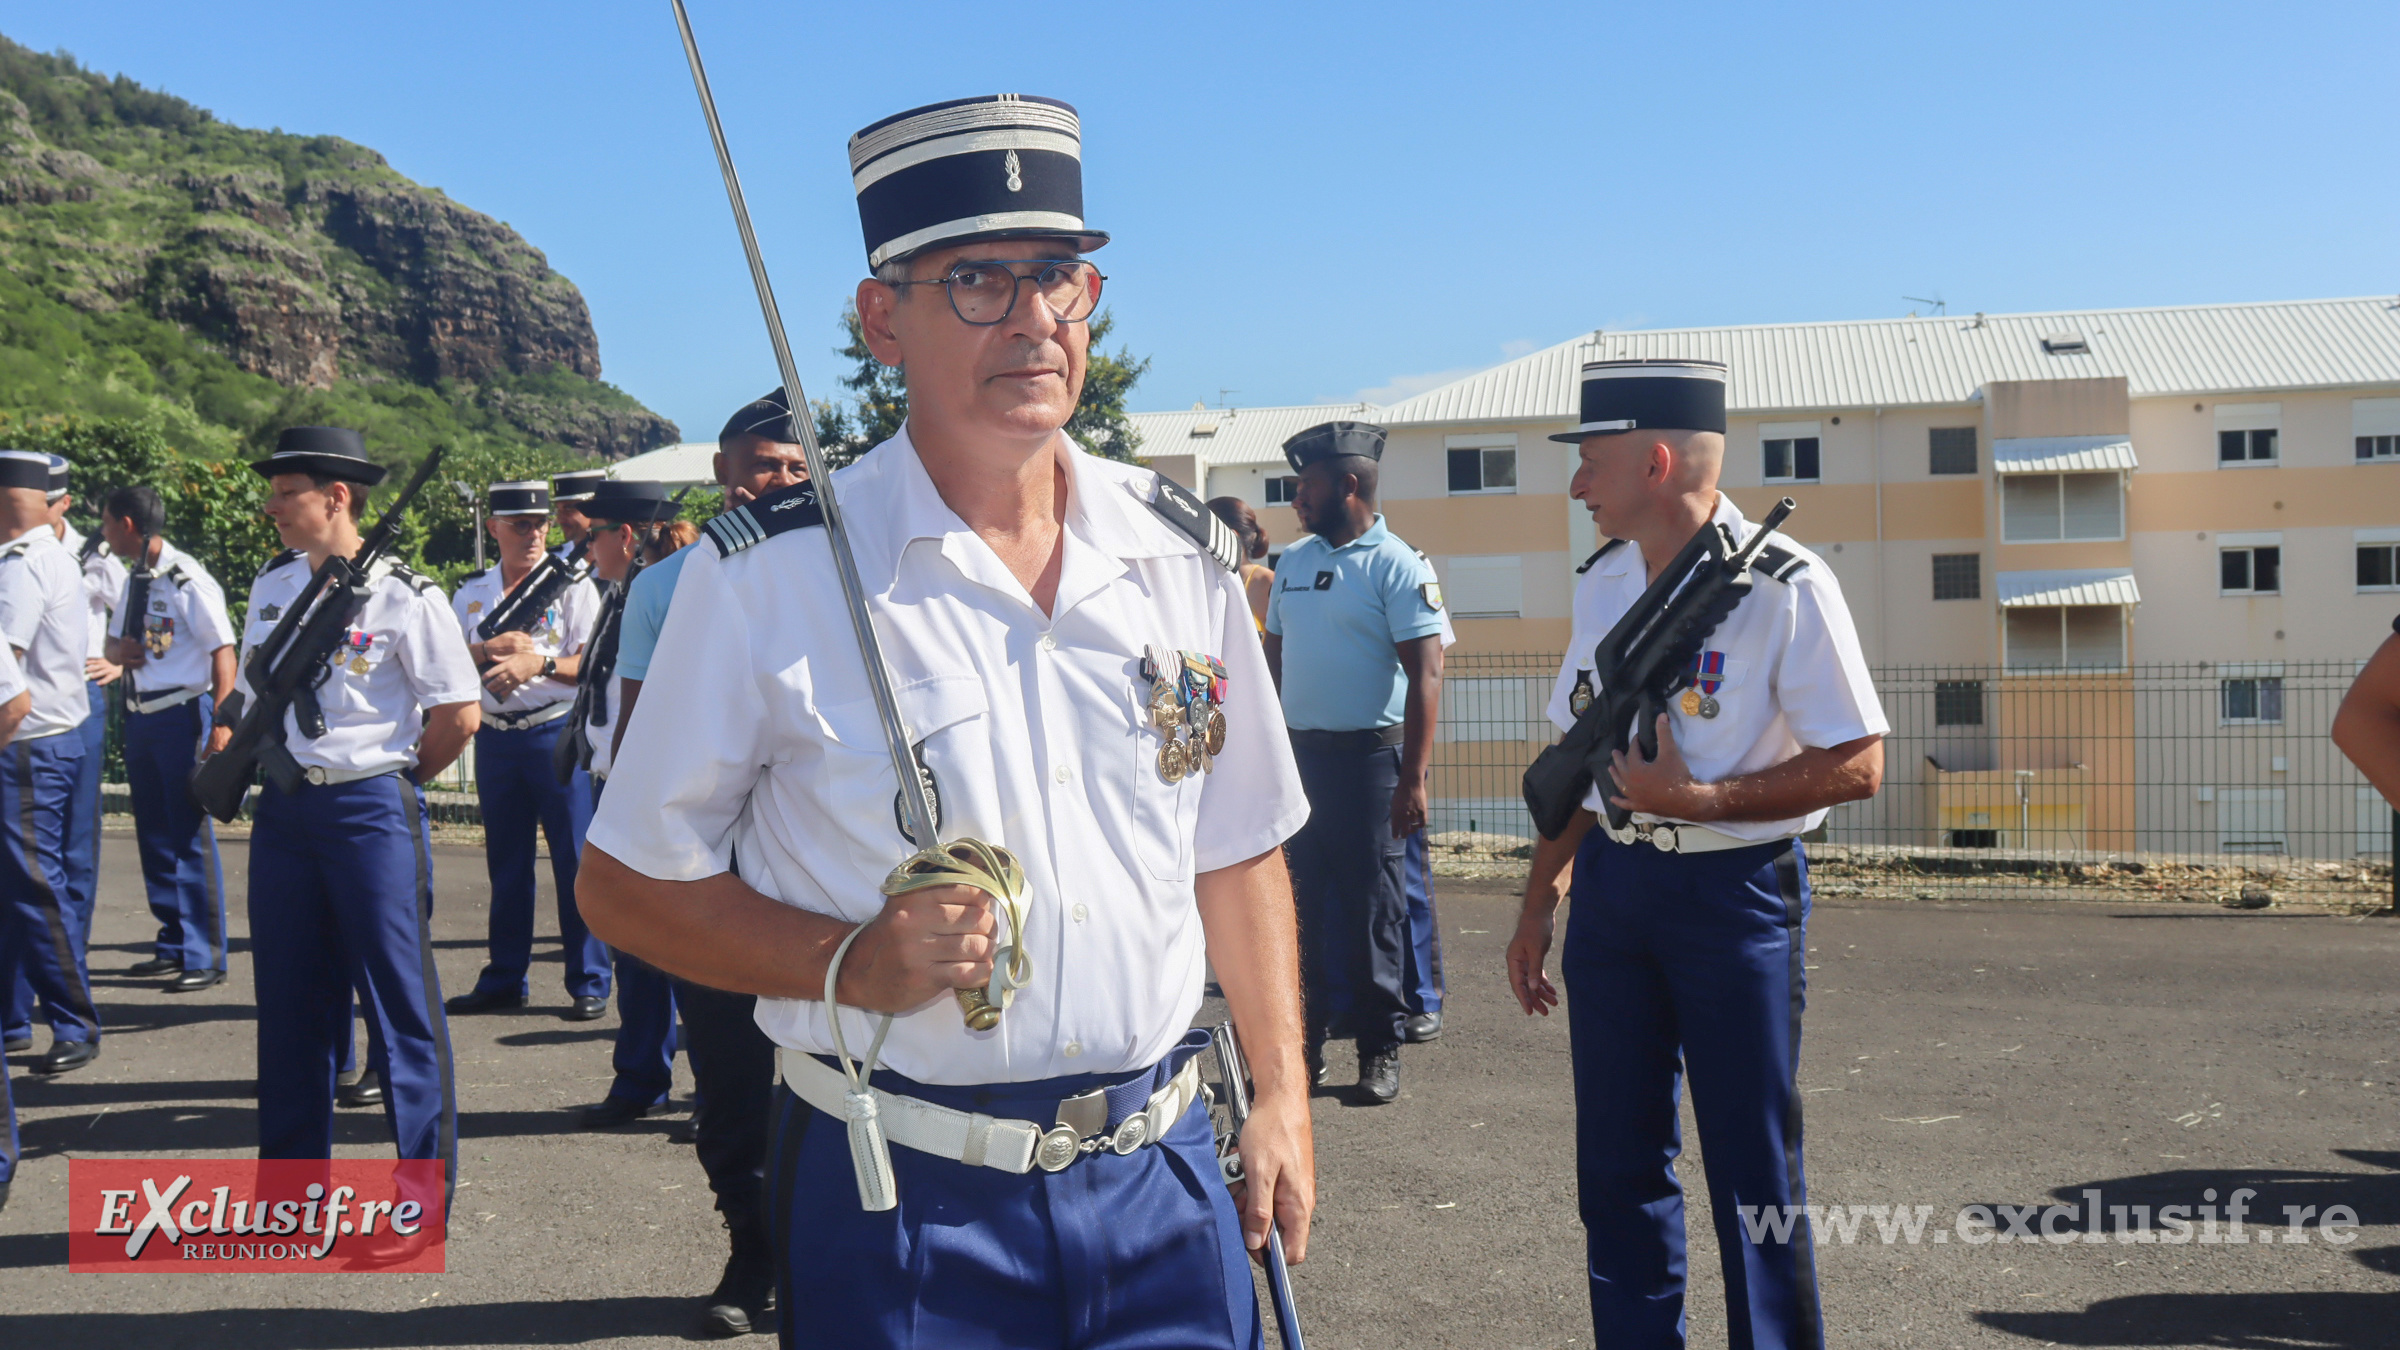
[540,656,557,680]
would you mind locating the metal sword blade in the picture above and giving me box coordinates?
[666,0,937,847]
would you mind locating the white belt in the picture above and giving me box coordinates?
[484,702,570,732]
[778,1047,1203,1176]
[1604,820,1788,854]
[124,687,203,716]
[301,763,407,786]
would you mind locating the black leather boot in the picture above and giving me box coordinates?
[701,1209,776,1337]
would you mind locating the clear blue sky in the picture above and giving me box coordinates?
[11,1,2397,441]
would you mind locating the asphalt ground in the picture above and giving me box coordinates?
[6,829,2400,1348]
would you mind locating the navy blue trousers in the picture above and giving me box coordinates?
[6,693,96,1039]
[770,1036,1259,1350]
[248,774,456,1199]
[0,1030,14,1187]
[674,977,774,1221]
[1287,736,1409,1049]
[0,735,96,1045]
[1564,831,1822,1350]
[469,721,608,1001]
[1403,828,1444,1016]
[123,698,226,973]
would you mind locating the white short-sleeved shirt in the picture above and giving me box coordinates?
[60,527,126,664]
[0,528,92,740]
[1546,493,1888,841]
[589,429,1310,1086]
[451,565,599,714]
[114,540,236,700]
[0,637,28,721]
[236,552,482,776]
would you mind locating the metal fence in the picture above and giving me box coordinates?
[1426,653,2395,905]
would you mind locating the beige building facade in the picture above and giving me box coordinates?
[1136,297,2400,857]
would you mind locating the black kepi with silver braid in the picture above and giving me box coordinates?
[1549,358,1729,442]
[667,0,1034,1213]
[848,94,1110,270]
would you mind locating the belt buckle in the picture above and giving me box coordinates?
[304,766,329,786]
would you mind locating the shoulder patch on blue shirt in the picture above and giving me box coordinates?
[706,481,823,556]
[1145,474,1241,574]
[1577,539,1626,574]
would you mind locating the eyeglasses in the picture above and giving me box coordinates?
[493,516,548,533]
[890,259,1105,327]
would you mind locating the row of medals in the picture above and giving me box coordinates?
[1144,646,1228,784]
[1570,676,1718,720]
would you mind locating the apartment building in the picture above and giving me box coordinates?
[1137,297,2400,856]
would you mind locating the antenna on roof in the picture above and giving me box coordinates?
[1903,294,1946,316]
[1216,388,1238,410]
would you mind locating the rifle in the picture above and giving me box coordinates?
[1207,1022,1306,1350]
[475,537,591,652]
[189,451,445,823]
[1521,497,1797,839]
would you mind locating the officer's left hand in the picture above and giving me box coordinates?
[1606,714,1720,821]
[481,631,537,660]
[86,657,123,686]
[482,650,546,699]
[1389,774,1428,839]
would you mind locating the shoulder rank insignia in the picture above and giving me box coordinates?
[1752,540,1809,582]
[461,566,491,583]
[1576,539,1626,574]
[1144,474,1241,574]
[259,548,303,577]
[706,481,823,557]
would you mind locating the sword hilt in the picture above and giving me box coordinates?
[881,838,1033,1029]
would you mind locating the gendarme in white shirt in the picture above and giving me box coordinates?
[235,551,481,777]
[450,565,599,716]
[0,527,92,740]
[113,540,236,704]
[1546,492,1888,841]
[588,429,1310,1086]
[61,525,127,664]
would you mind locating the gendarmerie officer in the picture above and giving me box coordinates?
[1507,360,1887,1350]
[238,426,480,1194]
[0,449,99,1076]
[444,481,609,1019]
[553,469,606,558]
[101,485,235,992]
[605,405,802,1338]
[580,94,1315,1348]
[0,639,32,1208]
[1263,420,1444,1104]
[567,480,686,1131]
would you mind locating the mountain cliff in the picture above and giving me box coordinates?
[0,36,676,462]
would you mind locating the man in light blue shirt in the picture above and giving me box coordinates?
[1262,420,1444,1104]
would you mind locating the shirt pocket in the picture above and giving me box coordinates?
[809,674,995,879]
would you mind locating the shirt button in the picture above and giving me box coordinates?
[1063,1041,1083,1059]
[1039,633,1058,652]
[1072,903,1088,923]
[1054,764,1071,783]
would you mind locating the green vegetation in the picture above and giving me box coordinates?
[0,35,679,583]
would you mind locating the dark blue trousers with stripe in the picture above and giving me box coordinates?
[1287,736,1410,1050]
[5,692,96,1040]
[247,774,455,1199]
[0,735,96,1046]
[1564,830,1822,1350]
[770,1032,1259,1350]
[468,721,608,1001]
[123,698,226,973]
[1403,827,1445,1016]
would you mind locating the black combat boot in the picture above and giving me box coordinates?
[702,1209,776,1337]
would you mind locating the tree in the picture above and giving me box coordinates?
[823,302,1150,463]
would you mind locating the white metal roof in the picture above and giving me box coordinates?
[1997,568,2143,608]
[1128,402,1379,470]
[607,442,717,486]
[1991,436,2139,474]
[1378,296,2400,425]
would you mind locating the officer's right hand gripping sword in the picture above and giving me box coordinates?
[668,0,1032,1210]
